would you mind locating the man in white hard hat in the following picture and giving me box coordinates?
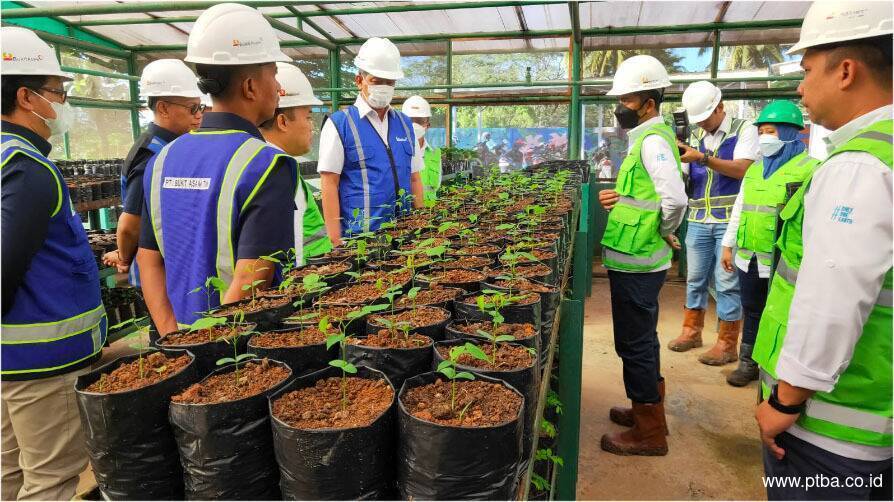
[402,95,442,202]
[137,3,298,335]
[103,59,204,300]
[317,37,424,245]
[259,63,332,264]
[597,54,687,457]
[1,26,107,500]
[751,2,893,499]
[668,80,759,369]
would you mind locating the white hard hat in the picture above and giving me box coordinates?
[401,95,431,118]
[185,3,290,65]
[682,80,722,123]
[788,1,893,55]
[139,59,202,98]
[354,37,404,80]
[606,55,671,96]
[1,27,72,80]
[275,62,323,108]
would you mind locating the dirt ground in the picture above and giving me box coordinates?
[577,275,767,500]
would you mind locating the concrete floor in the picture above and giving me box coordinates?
[577,275,766,500]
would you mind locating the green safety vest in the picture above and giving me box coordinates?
[753,119,893,448]
[601,122,682,272]
[421,145,442,202]
[736,152,819,268]
[301,177,332,262]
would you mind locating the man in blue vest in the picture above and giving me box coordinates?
[103,59,204,290]
[137,3,298,331]
[668,81,759,367]
[318,37,424,245]
[1,27,107,500]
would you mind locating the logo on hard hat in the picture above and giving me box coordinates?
[2,52,42,62]
[232,38,262,47]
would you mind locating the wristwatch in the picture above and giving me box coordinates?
[768,384,806,415]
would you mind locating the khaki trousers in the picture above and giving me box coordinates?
[1,370,88,501]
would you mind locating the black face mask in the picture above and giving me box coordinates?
[613,100,649,130]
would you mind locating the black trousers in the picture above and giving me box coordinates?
[763,432,892,500]
[738,256,769,346]
[607,269,666,404]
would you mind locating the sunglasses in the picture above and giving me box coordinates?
[31,87,68,103]
[160,101,207,115]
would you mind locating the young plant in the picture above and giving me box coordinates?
[241,256,275,305]
[189,275,227,315]
[292,273,329,309]
[215,311,256,387]
[121,316,151,379]
[474,311,513,367]
[436,342,489,415]
[325,304,389,411]
[405,286,421,316]
[188,315,228,343]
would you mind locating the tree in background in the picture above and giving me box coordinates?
[579,48,683,78]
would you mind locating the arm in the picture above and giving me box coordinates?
[107,153,150,271]
[641,135,688,237]
[320,172,343,247]
[135,248,178,335]
[411,172,424,208]
[1,162,57,315]
[223,258,277,303]
[721,188,745,249]
[678,142,752,179]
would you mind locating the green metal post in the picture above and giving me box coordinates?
[710,29,721,79]
[568,1,582,161]
[127,54,141,140]
[555,297,582,500]
[329,48,341,112]
[3,1,322,18]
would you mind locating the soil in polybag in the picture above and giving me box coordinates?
[481,278,560,367]
[415,268,487,292]
[397,371,523,500]
[453,292,542,360]
[154,323,254,378]
[269,366,396,500]
[346,329,433,390]
[75,348,199,500]
[282,304,369,337]
[248,327,338,377]
[365,305,451,341]
[168,358,292,500]
[394,286,464,315]
[210,295,295,331]
[444,319,539,355]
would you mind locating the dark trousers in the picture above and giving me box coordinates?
[738,256,769,346]
[763,432,892,500]
[607,269,666,404]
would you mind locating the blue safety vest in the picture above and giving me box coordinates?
[1,132,108,378]
[328,106,415,235]
[144,129,297,324]
[121,131,169,288]
[688,118,747,222]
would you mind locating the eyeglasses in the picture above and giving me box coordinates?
[160,101,207,115]
[31,87,68,103]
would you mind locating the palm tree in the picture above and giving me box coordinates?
[579,49,684,78]
[718,45,785,70]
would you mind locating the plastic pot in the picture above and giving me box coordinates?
[346,332,433,391]
[365,306,452,341]
[480,279,560,368]
[415,268,487,293]
[247,329,337,378]
[209,295,296,331]
[153,324,255,378]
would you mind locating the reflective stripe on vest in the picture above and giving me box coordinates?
[688,194,738,209]
[1,135,63,217]
[343,113,372,232]
[741,203,776,214]
[762,372,893,436]
[149,142,172,257]
[604,245,671,268]
[1,304,105,343]
[617,195,661,211]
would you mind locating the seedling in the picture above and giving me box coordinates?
[188,315,228,343]
[240,256,274,305]
[436,342,489,415]
[214,311,257,387]
[189,275,227,315]
[546,389,564,415]
[326,304,389,411]
[540,418,557,438]
[535,448,564,467]
[121,316,151,379]
[292,273,328,309]
[531,473,549,492]
[405,286,421,316]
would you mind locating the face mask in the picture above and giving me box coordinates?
[758,134,788,157]
[366,84,394,109]
[31,90,73,137]
[613,101,646,130]
[412,123,427,142]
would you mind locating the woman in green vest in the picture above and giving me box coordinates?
[719,101,818,387]
[402,95,442,202]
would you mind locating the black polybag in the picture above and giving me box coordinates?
[346,334,433,391]
[453,291,542,361]
[365,306,452,341]
[480,279,560,367]
[397,371,524,500]
[269,365,396,500]
[168,359,292,500]
[444,320,538,353]
[153,324,253,379]
[247,330,337,377]
[75,348,198,500]
[415,268,485,292]
[208,295,295,331]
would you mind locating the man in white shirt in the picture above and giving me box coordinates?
[317,37,424,246]
[752,2,893,499]
[669,81,760,369]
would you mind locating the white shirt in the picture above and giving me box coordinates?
[721,184,772,277]
[317,95,423,175]
[683,113,760,224]
[775,104,893,461]
[266,141,305,265]
[605,116,688,273]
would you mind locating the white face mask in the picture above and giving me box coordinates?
[412,123,427,142]
[366,84,394,109]
[758,133,786,157]
[31,90,73,137]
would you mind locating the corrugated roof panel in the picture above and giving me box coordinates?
[724,1,811,22]
[521,3,571,31]
[87,24,187,47]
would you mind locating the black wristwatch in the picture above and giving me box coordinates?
[768,384,806,415]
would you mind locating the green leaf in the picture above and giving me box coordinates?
[481,289,502,295]
[490,311,505,325]
[342,362,358,374]
[448,345,467,361]
[496,223,515,231]
[475,329,492,339]
[361,304,389,315]
[188,316,227,333]
[216,357,236,366]
[455,371,475,381]
[438,366,456,379]
[235,353,256,362]
[436,360,453,372]
[495,334,516,343]
[464,343,489,362]
[206,276,227,292]
[406,286,421,299]
[326,333,344,349]
[153,365,167,374]
[189,286,203,294]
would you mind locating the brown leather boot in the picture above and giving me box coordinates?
[698,319,741,366]
[609,380,668,435]
[667,308,704,352]
[601,402,669,456]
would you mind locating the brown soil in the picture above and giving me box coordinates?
[459,292,539,306]
[214,295,291,316]
[347,330,432,349]
[249,327,336,348]
[319,283,383,305]
[490,278,557,293]
[395,287,462,308]
[451,321,537,341]
[396,218,431,231]
[368,306,449,329]
[318,248,356,260]
[359,268,412,286]
[421,269,486,285]
[403,379,521,427]
[432,256,493,270]
[157,324,253,346]
[399,237,451,253]
[172,359,289,404]
[85,352,191,393]
[272,377,394,429]
[436,342,534,371]
[452,244,500,256]
[369,255,434,270]
[289,261,352,279]
[284,305,362,326]
[489,263,552,279]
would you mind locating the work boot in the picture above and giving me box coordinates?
[698,319,741,366]
[667,308,704,352]
[726,343,759,387]
[601,403,668,456]
[609,380,668,435]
